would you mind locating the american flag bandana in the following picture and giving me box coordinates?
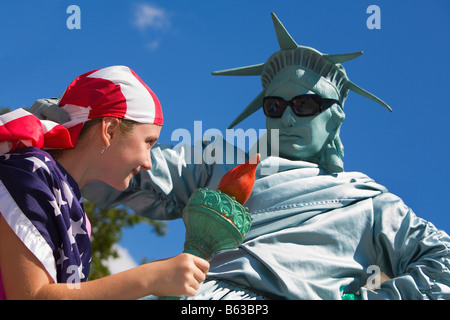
[0,65,163,154]
[59,65,164,145]
[0,147,91,286]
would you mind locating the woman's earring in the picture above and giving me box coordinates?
[101,145,109,155]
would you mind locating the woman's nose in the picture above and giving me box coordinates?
[280,106,296,127]
[141,153,152,171]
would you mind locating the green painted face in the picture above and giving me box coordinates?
[265,79,339,162]
[212,12,390,172]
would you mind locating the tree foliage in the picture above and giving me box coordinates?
[84,201,167,280]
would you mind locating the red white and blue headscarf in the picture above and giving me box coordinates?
[0,65,163,154]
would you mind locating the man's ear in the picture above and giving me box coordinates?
[327,105,345,141]
[101,117,120,147]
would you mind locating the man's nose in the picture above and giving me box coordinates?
[280,106,296,127]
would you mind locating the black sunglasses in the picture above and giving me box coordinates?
[263,94,341,118]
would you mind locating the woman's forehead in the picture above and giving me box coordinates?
[133,123,162,137]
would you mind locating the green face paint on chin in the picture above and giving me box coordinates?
[266,106,335,162]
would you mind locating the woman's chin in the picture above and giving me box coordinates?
[106,176,133,191]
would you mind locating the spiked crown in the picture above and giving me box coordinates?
[213,13,391,129]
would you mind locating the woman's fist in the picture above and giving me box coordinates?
[148,253,210,297]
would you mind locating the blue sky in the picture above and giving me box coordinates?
[1,1,449,268]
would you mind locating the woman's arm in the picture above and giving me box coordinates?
[81,139,247,220]
[0,215,209,300]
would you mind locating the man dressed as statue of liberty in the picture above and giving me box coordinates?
[34,13,450,299]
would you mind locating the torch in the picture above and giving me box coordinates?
[160,154,260,299]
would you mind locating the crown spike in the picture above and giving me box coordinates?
[324,51,364,64]
[212,63,265,76]
[271,12,298,50]
[228,90,266,129]
[347,81,392,112]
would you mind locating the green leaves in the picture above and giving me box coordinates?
[84,200,167,280]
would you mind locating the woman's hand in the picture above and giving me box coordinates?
[146,253,210,297]
[1,214,210,299]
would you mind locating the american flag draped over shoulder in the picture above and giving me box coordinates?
[0,147,91,285]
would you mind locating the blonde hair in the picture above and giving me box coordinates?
[48,118,138,159]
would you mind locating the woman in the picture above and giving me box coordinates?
[0,66,209,299]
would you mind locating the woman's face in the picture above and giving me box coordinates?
[102,122,161,190]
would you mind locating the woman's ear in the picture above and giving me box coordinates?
[101,117,120,147]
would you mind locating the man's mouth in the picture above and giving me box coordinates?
[279,133,300,141]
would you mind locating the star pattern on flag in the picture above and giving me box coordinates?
[61,180,74,208]
[71,216,87,238]
[0,148,91,284]
[26,156,51,174]
[53,187,68,207]
[57,246,69,266]
[49,198,62,217]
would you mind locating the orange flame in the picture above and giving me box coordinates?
[217,153,260,205]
